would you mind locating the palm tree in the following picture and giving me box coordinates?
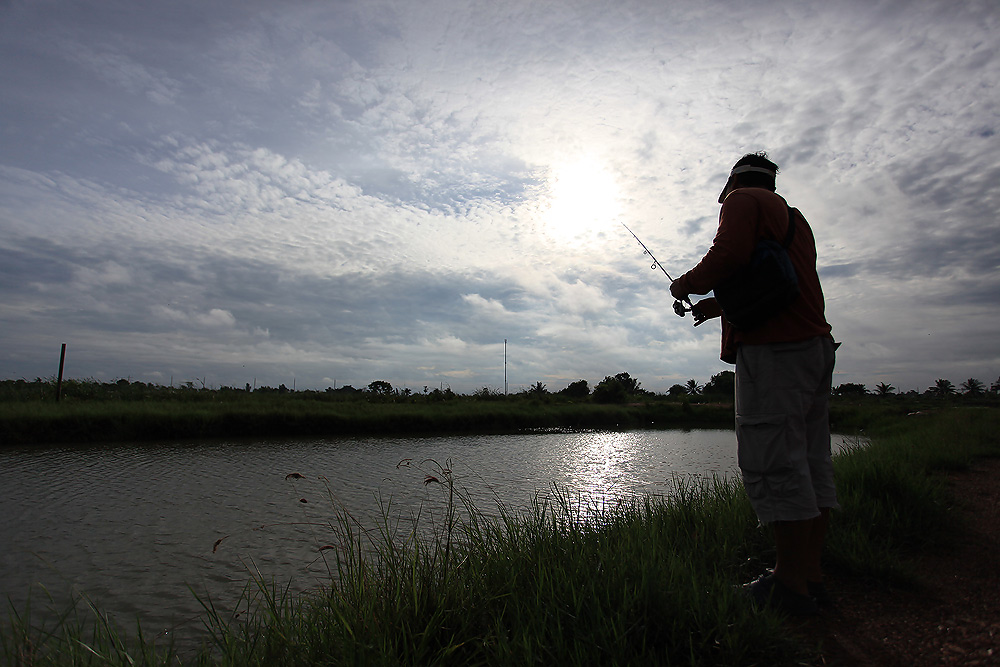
[931,378,955,397]
[685,379,702,396]
[528,381,548,396]
[960,378,985,396]
[874,382,895,397]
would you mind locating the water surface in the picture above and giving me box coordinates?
[0,429,855,649]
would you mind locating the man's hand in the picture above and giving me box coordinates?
[691,298,721,326]
[669,278,688,301]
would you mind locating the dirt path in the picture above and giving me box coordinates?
[801,458,1000,665]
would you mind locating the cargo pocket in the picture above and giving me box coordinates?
[736,413,799,499]
[740,472,768,500]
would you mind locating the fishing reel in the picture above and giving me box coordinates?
[673,300,694,317]
[674,299,709,325]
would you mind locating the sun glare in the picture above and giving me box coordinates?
[543,157,622,243]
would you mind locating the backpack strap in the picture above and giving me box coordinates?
[782,206,796,248]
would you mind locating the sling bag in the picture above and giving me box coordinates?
[713,205,800,331]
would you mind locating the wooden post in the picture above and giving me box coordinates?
[56,343,67,402]
[504,339,508,395]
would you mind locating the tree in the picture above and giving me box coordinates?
[702,371,735,396]
[667,384,688,397]
[929,378,955,397]
[960,378,985,396]
[874,382,895,397]
[472,386,503,400]
[427,386,456,401]
[593,372,643,404]
[558,379,590,398]
[327,384,360,395]
[685,379,702,395]
[528,381,548,396]
[367,380,394,396]
[610,372,642,394]
[834,383,867,397]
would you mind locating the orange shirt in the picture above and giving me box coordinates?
[675,187,832,363]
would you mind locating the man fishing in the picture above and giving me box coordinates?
[669,152,838,616]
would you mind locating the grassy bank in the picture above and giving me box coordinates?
[4,376,991,446]
[3,407,998,665]
[0,390,739,446]
[0,399,738,446]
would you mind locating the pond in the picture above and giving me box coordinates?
[0,429,857,651]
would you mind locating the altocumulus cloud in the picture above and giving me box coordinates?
[0,0,998,394]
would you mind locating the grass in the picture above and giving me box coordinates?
[3,407,998,665]
[190,472,791,667]
[1,588,180,666]
[0,393,733,446]
[4,376,991,446]
[825,407,998,585]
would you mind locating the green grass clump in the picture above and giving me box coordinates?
[827,408,1000,585]
[195,471,798,667]
[1,589,181,667]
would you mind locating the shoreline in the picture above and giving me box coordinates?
[2,400,738,446]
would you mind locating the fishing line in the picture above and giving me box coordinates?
[621,221,694,317]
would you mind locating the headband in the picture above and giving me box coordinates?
[730,165,776,177]
[719,164,777,203]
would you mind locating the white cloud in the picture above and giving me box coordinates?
[1,0,998,393]
[461,293,511,320]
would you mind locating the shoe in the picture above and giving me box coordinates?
[807,580,834,608]
[744,574,819,617]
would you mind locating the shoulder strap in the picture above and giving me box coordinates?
[782,206,796,248]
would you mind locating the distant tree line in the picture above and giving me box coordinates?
[0,372,735,405]
[833,377,1000,399]
[2,372,997,406]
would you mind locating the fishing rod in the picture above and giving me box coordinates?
[620,221,695,318]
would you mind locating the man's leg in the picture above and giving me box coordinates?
[772,507,829,595]
[805,507,831,584]
[772,517,814,596]
[739,339,836,613]
[802,339,837,590]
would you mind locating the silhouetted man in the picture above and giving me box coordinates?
[670,152,838,616]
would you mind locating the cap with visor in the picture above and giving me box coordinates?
[718,164,777,203]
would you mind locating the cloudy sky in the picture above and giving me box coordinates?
[1,0,997,395]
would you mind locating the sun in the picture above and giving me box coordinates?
[543,157,622,243]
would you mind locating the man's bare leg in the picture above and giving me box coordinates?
[805,507,831,584]
[772,518,813,596]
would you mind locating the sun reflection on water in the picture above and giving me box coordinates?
[545,431,661,520]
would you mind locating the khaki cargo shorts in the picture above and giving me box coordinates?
[735,336,839,524]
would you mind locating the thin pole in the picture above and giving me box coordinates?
[504,339,508,395]
[56,343,67,402]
